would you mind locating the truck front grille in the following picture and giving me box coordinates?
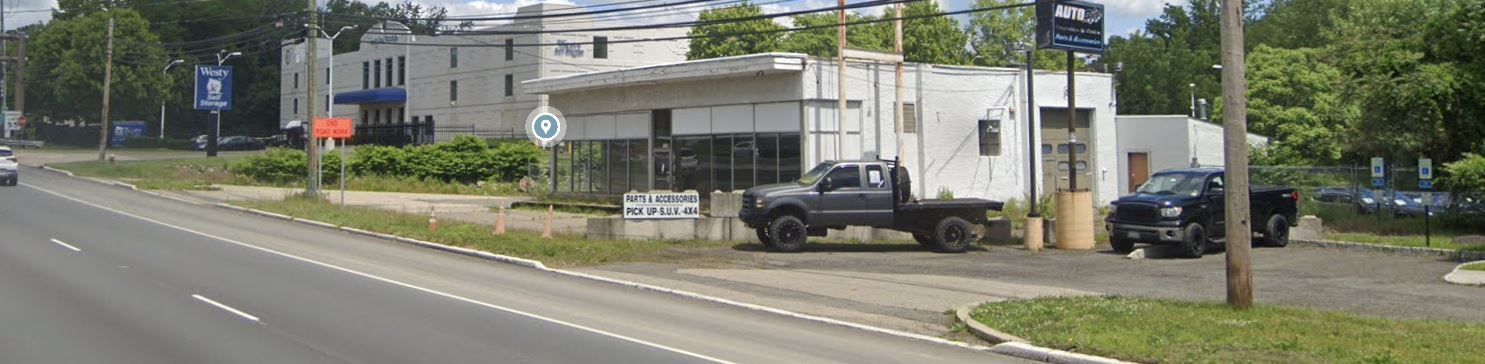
[1117,203,1161,223]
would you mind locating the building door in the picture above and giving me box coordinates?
[1040,108,1093,193]
[1128,152,1149,194]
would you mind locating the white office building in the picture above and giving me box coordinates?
[1114,115,1270,196]
[524,53,1120,204]
[279,3,688,144]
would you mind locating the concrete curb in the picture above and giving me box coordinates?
[953,303,1134,364]
[1292,239,1485,262]
[953,303,1027,344]
[1444,261,1485,286]
[988,342,1135,364]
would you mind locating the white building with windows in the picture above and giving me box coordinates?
[524,53,1120,205]
[279,3,688,144]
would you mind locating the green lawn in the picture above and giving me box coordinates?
[236,197,731,267]
[1463,262,1485,271]
[53,157,251,190]
[970,296,1485,364]
[1326,232,1485,252]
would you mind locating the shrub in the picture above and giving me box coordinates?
[237,148,341,184]
[489,141,542,182]
[1444,153,1485,193]
[348,145,407,176]
[348,135,538,183]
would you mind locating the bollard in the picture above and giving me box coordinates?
[1025,216,1044,252]
[541,205,554,239]
[428,207,438,231]
[493,206,507,236]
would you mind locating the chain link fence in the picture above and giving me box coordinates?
[1248,165,1484,239]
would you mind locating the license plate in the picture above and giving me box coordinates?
[1127,231,1140,240]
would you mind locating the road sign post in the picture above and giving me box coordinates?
[313,117,354,208]
[2,111,19,139]
[1372,157,1385,225]
[1419,158,1432,247]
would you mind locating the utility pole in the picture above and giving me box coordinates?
[1024,47,1041,250]
[893,3,905,170]
[306,0,321,197]
[836,0,846,161]
[1065,51,1076,191]
[97,16,115,161]
[1220,0,1254,309]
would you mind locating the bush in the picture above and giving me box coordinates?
[1444,153,1485,192]
[236,148,340,184]
[347,135,539,183]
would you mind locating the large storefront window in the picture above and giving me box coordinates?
[555,133,798,196]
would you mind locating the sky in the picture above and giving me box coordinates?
[1,0,1179,38]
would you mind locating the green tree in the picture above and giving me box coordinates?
[325,0,458,55]
[28,9,169,125]
[899,1,968,64]
[1244,46,1354,165]
[965,0,1059,68]
[1100,0,1221,115]
[779,12,890,57]
[1443,153,1485,193]
[686,2,785,60]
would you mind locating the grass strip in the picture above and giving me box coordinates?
[236,197,730,267]
[1325,232,1485,252]
[970,296,1485,364]
[1463,262,1485,271]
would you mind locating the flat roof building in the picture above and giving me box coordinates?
[525,53,1121,205]
[279,4,688,144]
[1115,115,1269,195]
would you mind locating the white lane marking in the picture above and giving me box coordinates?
[49,238,82,252]
[20,182,734,364]
[192,294,261,322]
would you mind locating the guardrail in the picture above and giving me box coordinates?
[0,139,44,148]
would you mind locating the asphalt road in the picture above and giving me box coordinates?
[0,168,1023,363]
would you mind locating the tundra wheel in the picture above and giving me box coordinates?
[1181,223,1207,258]
[932,217,974,253]
[767,215,807,253]
[1262,215,1290,247]
[755,226,775,248]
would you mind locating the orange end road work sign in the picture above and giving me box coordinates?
[313,117,353,139]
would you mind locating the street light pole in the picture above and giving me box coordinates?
[318,25,356,117]
[208,50,241,158]
[160,59,183,139]
[1189,83,1196,118]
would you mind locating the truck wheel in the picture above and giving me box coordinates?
[1262,215,1290,247]
[768,215,808,253]
[912,233,934,248]
[932,217,974,253]
[1181,223,1207,258]
[1110,236,1135,254]
[755,226,775,248]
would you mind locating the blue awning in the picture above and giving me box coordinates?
[334,88,406,104]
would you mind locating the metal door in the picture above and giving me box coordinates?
[1128,152,1149,194]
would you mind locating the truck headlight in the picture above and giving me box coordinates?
[1160,207,1183,218]
[754,200,765,208]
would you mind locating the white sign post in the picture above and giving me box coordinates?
[622,192,701,219]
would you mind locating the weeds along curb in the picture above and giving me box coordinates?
[1292,239,1485,262]
[954,303,1134,364]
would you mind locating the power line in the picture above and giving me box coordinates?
[326,0,729,23]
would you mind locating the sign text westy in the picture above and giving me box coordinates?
[194,65,234,111]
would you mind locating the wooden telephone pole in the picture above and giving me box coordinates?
[1220,0,1254,309]
[97,16,115,161]
[305,0,321,196]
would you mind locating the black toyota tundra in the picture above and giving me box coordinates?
[1107,168,1299,258]
[740,159,1003,253]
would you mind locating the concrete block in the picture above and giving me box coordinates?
[1043,218,1057,245]
[656,219,696,240]
[979,217,1014,243]
[585,217,617,240]
[1293,215,1324,241]
[709,191,742,218]
[733,218,760,243]
[871,228,912,242]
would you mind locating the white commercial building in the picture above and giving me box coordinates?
[279,4,688,144]
[525,53,1120,204]
[1114,115,1270,196]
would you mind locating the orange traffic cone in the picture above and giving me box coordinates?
[428,207,439,231]
[493,206,507,235]
[540,205,554,239]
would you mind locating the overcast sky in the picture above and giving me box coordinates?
[2,0,1178,37]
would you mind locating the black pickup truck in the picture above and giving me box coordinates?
[1107,168,1299,258]
[740,159,1004,253]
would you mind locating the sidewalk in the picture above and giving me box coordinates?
[168,185,592,235]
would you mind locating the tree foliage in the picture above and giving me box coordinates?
[28,9,169,125]
[965,0,1060,69]
[325,0,458,55]
[899,1,968,65]
[687,2,786,60]
[779,12,890,57]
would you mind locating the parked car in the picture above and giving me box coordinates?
[1106,168,1299,258]
[0,157,17,186]
[192,135,211,151]
[0,146,15,163]
[741,158,1004,253]
[217,136,266,151]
